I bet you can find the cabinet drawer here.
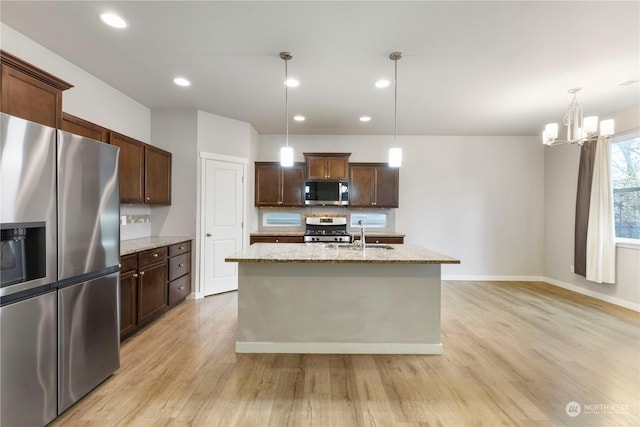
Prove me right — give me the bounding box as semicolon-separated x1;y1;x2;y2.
250;236;304;244
168;253;190;281
120;254;138;273
168;274;191;306
168;241;190;257
367;236;404;244
138;246;168;267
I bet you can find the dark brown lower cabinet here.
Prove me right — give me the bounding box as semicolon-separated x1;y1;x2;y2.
250;235;305;244
137;261;168;325
119;269;138;338
119;239;191;340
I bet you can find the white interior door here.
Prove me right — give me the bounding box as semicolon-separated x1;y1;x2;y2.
203;158;244;296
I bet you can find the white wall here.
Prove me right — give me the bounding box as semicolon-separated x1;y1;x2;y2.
258;134;545;279
150;109;198;237
1;23;150;142
196;110;259;238
544;105;640;311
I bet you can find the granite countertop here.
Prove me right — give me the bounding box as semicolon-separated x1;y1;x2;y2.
250;231;306;236
226;243;460;265
249;231;405;237
121;236;193;256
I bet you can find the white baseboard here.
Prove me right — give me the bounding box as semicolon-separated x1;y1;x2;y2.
442;275;545;282
442;275;639;312
543;277;640;312
236;341;443;355
188;292;204;300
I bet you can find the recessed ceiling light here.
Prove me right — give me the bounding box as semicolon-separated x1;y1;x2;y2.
375;79;390;88
99;12;127;29
360;116;372;122
173;77;191;87
285;78;300;87
293;115;305;122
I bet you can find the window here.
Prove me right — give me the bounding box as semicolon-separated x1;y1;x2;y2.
611;134;640;240
262;212;302;227
350;212;388;228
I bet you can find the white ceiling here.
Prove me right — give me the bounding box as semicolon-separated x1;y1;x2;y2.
1;1;638;136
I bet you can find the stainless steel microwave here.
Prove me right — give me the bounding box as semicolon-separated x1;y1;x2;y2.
304;180;349;206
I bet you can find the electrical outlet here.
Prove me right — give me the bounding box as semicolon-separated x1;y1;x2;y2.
570;265;574;273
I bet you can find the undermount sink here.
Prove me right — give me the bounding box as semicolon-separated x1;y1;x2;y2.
324;243;394;250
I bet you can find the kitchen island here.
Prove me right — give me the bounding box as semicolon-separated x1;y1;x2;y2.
226;243;459;354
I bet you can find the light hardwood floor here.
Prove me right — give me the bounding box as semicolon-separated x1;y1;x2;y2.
50;281;639;427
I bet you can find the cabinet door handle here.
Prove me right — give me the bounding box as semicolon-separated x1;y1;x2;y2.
179;286;185;291
146;196;150;201
179;246;184;250
275;239;279;243
178;263;184;267
133;273;138;278
206;233;212;237
153;253;158;257
139;271;145;276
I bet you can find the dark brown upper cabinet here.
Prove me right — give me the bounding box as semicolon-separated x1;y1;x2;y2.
144;145;172;205
61;112;109;142
349;163;399;208
255;162;305;207
304;153;351;180
1;50;73;128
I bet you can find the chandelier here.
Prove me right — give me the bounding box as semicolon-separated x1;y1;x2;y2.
542;87;614;146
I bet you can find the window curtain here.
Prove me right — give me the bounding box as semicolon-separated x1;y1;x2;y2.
574;137;616;283
586;137;616;283
574;138;597;277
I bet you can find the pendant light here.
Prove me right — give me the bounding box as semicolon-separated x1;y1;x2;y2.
388;52;402;167
279;51;294;167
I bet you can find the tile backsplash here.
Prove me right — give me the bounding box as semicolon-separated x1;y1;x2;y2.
120;205;151;241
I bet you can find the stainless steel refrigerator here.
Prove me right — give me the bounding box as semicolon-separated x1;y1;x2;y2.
0;113;121;426
55;128;121;414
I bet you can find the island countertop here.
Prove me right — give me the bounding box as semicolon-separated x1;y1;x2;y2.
226;243;460;265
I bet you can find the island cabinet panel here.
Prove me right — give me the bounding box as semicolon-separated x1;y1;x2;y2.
349;163;399;208
255;162;305;207
61;112;109;142
1;50;72;128
250;235;304;244
304;153;350;180
144;145;172;205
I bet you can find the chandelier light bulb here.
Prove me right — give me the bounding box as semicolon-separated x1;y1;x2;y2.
600;119;615;136
583;116;598;134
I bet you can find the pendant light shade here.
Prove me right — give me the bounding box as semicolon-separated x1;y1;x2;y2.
388;52;402;167
279;51;294;167
280;146;294;167
388;147;402;167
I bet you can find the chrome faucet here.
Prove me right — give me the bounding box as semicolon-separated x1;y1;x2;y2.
358;220;365;250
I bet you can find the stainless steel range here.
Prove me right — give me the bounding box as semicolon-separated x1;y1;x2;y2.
304;216;352;243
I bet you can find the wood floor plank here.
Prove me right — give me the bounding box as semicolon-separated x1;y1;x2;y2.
50;280;640;426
